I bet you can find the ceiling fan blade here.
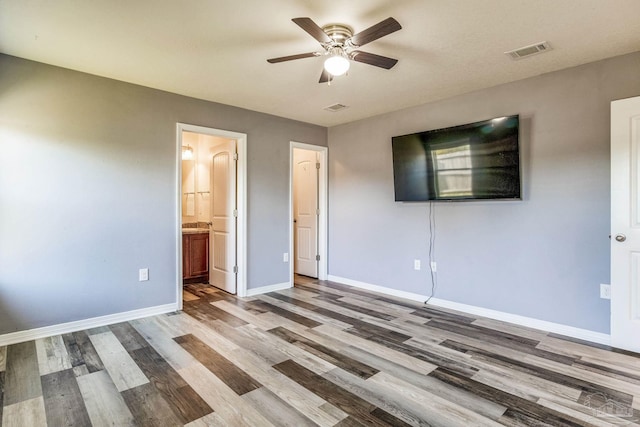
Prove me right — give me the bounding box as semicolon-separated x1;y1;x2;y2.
292;17;332;44
351;51;398;69
349;17;401;47
319;68;331;83
267;52;318;63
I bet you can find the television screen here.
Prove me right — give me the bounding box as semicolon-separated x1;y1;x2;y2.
392;115;521;202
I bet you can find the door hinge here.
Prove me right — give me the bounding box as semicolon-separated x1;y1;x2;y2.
316;209;320;216
233;265;238;274
233;152;238;161
316;254;320;261
233;209;238;217
316;162;320;169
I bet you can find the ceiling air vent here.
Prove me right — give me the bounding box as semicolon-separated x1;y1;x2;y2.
324;103;349;112
505;42;551;60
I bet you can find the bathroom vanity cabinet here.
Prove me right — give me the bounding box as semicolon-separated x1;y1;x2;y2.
182;231;209;283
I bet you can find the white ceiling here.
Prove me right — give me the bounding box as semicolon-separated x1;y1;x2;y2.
1;1;639;127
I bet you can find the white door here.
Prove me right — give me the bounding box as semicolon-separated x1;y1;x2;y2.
293;148;318;277
210;140;237;293
611;96;640;352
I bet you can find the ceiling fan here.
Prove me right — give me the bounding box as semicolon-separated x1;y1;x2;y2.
267;17;402;83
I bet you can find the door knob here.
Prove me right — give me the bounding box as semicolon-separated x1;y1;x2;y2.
615;234;627;242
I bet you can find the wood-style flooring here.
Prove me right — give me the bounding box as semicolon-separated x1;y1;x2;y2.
1;276;639;426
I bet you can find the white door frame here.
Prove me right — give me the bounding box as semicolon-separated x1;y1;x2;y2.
176;123;248;309
290;142;328;284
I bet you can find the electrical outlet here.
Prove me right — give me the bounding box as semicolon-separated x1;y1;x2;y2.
139;268;149;282
431;261;437;272
414;259;421;270
283;252;289;263
600;283;611;300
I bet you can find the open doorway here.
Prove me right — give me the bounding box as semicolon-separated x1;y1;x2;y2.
290;142;328;286
176;124;247;310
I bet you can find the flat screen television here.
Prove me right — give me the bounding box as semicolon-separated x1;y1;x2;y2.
391;115;521;202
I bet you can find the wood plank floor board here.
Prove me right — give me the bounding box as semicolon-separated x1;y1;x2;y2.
75;370;136;427
572;358;640;385
576;354;640;378
35;336;73;377
430;367;599;427
289;290;416;341
535;397;621;427
248;300;322;328
61;333;84;370
109;322;151;352
472;317;551;342
88;331;148;392
121;382;183;427
538;335;640;366
2;278;640;426
183;300;248;328
3;341;42;406
232;317;342;375
445;338;636;406
176;363;275;427
273;359;410;427
312;323;438;376
227;347;349;427
68;330;105;374
242;386;319;427
131;317;199;371
259;293;353;329
1;396;47;427
347;326;480;378
40;368;92;427
312;294;398;321
174;334;262;396
202;320;290;366
355;370;505;426
267;326;380;379
413;340;587;405
426;318;542;351
410;306;478;324
332;295;419;319
129;345;213;424
87;326;110;335
210;299;281;330
303;325;508;420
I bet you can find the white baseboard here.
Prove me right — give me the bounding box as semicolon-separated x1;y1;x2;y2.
0;303;179;346
328;275;428;302
327;275;611;346
245;281;292;297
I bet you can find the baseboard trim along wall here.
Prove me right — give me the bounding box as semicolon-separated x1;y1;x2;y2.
245;281;292;297
0;303;179;347
328;275;611;346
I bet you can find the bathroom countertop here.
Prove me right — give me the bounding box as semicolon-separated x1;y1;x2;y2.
182;228;210;234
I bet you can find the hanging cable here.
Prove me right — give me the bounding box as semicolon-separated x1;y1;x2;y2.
425;201;437;304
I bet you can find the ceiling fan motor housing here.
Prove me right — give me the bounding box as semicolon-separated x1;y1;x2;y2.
322;24;354;47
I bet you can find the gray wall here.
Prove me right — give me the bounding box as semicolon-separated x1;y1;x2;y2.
328;52;640;334
0;54;326;335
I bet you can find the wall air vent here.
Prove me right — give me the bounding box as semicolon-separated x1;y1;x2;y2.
505;42;552;60
324;103;349;112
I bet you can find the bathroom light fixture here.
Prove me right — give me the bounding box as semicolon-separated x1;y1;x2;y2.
324;49;350;76
182;145;193;160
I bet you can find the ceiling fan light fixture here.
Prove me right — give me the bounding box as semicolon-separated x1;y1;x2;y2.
324;53;350;76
